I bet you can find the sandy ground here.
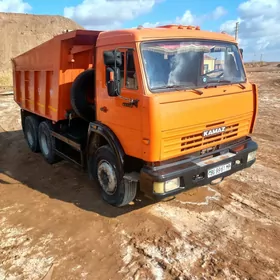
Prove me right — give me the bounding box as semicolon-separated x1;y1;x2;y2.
0;65;280;280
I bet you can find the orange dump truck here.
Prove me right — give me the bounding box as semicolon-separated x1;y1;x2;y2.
12;26;258;207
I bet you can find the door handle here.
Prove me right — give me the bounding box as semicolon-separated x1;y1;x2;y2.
100;106;108;112
122;99;139;108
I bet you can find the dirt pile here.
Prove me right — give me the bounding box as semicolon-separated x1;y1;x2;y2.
0;12;83;86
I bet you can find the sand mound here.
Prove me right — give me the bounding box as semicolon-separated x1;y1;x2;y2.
0;12;83;86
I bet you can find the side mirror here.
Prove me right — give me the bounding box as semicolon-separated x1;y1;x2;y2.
104;50;122;97
106;67;121;97
103;50;122;66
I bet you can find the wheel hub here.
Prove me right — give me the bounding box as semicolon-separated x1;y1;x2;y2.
41;132;49;156
97;160;117;194
26;130;34;146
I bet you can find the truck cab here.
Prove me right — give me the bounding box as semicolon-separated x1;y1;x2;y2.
93;25;258;200
13;25;258;207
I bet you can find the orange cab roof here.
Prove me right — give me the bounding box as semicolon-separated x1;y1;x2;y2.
96;25;236;47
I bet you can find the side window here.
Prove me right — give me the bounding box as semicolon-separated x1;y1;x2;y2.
126;51;138;89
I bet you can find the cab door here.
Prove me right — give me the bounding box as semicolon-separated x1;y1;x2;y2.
95;45;143;159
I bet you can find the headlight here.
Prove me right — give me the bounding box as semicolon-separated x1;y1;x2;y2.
247;151;257;162
153;178;180;193
165;178;180;192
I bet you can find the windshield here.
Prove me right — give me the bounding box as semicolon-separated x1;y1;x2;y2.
141;40;246;92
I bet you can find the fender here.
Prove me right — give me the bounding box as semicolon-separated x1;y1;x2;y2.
250;83;258;133
87;121;125;168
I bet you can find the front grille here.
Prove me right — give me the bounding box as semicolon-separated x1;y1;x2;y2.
181;123;239;151
161;113;252;160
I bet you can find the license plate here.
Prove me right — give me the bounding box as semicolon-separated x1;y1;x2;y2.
207;162;232;178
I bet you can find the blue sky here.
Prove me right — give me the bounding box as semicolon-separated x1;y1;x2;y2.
23;0;241;32
1;0;279;61
123;0;242;30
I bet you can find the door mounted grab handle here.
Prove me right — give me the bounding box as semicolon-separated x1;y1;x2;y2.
100;106;108;112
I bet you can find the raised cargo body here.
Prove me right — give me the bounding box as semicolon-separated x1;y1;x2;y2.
13;25;258;207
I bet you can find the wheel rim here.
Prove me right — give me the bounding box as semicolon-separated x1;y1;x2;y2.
41;132;49;156
97;160;117;195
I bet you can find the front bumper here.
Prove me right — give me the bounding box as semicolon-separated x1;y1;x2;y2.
140;137;258;199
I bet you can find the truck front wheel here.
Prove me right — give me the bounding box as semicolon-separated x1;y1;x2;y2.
90;145;137;207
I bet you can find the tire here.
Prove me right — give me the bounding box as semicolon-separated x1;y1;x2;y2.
38;121;59;164
70;69;95;122
23;115;40;152
90;145;137;207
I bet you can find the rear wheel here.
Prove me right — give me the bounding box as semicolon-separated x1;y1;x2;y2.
90;145;137;207
23;115;40;152
38;121;59;164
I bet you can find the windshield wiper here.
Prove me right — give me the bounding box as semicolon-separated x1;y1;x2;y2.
205;80;246;90
204;80;232;88
153;85;203;95
238;83;246;89
190;88;203;95
152;85;182;91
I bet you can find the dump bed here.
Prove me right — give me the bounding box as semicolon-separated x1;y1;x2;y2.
12;29;101;121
